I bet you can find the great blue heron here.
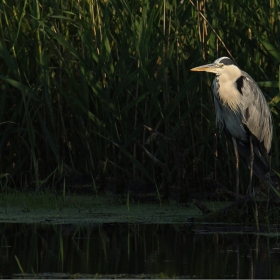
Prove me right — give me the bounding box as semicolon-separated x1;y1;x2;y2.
191;57;273;200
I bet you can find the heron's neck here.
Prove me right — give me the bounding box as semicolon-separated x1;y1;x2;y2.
215;67;243;113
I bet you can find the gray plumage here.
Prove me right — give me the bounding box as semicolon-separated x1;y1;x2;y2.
191;57;273;198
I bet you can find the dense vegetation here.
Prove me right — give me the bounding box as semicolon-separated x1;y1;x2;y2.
0;0;279;198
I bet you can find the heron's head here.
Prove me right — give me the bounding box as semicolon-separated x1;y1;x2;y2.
191;57;237;75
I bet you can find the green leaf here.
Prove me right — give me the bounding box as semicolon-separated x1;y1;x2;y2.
258;81;279;88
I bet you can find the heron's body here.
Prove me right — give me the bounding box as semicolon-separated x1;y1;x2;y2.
191;57;273;199
213;66;272;178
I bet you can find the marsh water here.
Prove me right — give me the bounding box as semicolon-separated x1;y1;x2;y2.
1;223;280;278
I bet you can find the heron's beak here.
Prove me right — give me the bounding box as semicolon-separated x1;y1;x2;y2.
191;63;217;73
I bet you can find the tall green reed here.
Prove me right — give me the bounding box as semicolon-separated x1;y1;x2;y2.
0;0;279;198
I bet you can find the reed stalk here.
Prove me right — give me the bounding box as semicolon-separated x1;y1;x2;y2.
0;0;278;197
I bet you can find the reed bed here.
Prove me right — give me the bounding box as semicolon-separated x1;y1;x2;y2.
0;0;279;198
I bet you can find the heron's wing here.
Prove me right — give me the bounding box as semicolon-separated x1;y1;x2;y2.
238;71;272;156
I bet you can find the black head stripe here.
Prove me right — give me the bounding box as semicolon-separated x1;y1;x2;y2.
219;57;236;66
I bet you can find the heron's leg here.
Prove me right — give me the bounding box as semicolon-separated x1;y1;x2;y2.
248;136;254;195
232;137;239;201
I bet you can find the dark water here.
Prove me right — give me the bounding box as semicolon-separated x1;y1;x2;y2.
1;223;280;278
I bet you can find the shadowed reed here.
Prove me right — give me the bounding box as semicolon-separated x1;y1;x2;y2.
0;0;279;199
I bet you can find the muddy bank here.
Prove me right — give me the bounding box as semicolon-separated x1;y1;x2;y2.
0;192;221;224
1;188;279;227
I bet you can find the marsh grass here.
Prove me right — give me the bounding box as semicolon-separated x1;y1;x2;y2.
3;189;280;227
0;0;279;198
0;191;60;210
199;199;280;226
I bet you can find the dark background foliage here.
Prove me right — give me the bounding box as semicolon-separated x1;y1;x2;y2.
0;0;279;195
